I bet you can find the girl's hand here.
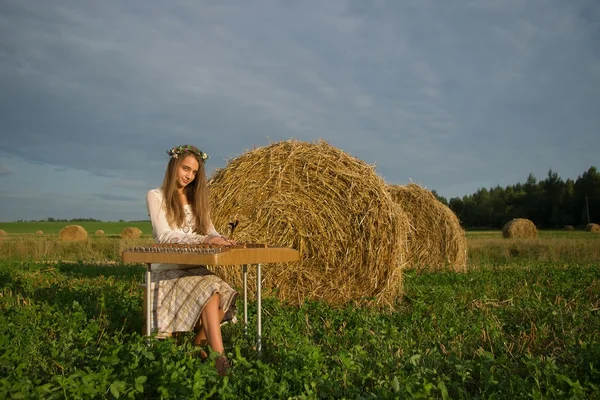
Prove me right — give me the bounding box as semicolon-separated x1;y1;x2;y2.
204;236;236;246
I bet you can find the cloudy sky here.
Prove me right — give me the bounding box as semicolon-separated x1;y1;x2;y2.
1;0;599;222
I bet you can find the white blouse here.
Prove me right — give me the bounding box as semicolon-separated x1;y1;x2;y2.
146;188;221;244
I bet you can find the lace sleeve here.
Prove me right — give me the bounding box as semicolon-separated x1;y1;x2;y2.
146;190;212;244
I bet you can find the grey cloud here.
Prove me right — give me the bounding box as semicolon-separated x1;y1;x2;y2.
0;165;12;176
0;0;598;210
93;194;139;202
0;192;146;221
109;180;153;190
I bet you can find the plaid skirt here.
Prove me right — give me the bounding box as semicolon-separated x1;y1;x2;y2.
149;265;238;333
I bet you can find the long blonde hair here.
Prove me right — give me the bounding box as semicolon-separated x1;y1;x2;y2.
161;150;210;234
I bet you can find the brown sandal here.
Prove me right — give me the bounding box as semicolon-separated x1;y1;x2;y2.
191;344;209;360
215;355;230;377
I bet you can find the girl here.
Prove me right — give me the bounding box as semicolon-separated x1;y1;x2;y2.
146;144;236;376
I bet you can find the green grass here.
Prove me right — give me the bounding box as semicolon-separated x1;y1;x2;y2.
0;232;599;398
0;257;599;399
0;221;152;235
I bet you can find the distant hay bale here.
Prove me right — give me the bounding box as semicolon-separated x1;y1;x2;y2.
388;184;467;272
586;223;600;232
502;218;537;238
208;139;409;307
121;227;142;238
563;225;575;231
95;230;105;235
35;230;44;235
59;225;88;241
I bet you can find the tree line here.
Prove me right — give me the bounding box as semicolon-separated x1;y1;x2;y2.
14;217;103;223
434;166;600;229
14;218;152;223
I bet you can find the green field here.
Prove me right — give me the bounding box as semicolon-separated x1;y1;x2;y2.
0;233;599;398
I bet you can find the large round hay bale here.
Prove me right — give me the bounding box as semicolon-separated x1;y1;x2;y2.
121;227;142;238
388;184;467;272
0;229;7;236
59;225;88;241
95;229;105;235
563;225;575;231
208;139;409;307
586;223;600;232
502;218;537;238
35;230;44;235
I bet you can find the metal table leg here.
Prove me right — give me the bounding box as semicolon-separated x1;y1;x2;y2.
257;263;262;357
243;264;248;336
145;264;152;340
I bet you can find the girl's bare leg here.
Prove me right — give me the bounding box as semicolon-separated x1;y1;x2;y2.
191;319;208;360
194;302;225;345
200;294;226;354
193;320;207;346
200;294;230;375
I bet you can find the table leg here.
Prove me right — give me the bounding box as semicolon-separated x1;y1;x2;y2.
257;263;262;357
145;264;152;340
243;264;248;336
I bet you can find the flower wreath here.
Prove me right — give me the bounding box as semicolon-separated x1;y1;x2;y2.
166;145;209;161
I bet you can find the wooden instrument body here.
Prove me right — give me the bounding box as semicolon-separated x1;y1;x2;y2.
122;244;300;266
